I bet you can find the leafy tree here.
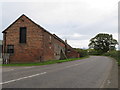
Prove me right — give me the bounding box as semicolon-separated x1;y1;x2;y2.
88;33;118;54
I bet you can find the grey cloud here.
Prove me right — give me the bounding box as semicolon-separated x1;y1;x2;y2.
0;1;118;48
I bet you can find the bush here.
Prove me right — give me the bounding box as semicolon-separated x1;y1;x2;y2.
75;48;89;57
103;50;120;65
87;49;100;55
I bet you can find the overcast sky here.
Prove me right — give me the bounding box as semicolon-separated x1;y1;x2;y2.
0;0;119;49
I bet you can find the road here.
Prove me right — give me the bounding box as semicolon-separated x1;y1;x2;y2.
1;56;118;88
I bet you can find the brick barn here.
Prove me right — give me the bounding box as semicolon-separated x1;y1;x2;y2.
2;14;80;64
0;40;2;58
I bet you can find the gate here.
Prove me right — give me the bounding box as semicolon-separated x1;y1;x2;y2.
2;53;10;64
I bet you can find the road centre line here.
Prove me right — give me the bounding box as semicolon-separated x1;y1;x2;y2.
47;60;95;73
1;58;96;85
3;69;14;72
65;63;81;68
0;72;47;85
64;60;95;68
24;67;34;69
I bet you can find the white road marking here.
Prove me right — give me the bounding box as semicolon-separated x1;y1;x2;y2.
9;69;14;71
1;58;96;85
24;67;34;69
65;63;80;68
65;60;93;68
3;69;14;72
0;72;47;85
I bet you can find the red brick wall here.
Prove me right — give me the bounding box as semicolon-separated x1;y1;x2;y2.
53;36;66;60
3;15;44;63
42;32;66;61
42;32;55;61
3;15;80;63
66;45;80;58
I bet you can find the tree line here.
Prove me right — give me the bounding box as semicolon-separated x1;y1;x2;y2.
74;33;119;65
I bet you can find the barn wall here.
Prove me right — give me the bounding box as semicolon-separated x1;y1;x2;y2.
3;15;44;63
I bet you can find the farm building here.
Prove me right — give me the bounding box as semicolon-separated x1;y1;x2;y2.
2;14;80;64
0;40;2;58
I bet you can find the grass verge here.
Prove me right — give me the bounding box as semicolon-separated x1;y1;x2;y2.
1;56;89;66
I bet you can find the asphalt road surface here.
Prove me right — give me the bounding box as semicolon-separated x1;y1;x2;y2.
1;56;118;88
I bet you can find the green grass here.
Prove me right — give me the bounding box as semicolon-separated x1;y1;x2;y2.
1;56;89;66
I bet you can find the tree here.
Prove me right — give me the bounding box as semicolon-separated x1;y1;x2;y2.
88;33;118;54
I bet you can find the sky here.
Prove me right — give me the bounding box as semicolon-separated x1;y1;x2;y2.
0;0;119;49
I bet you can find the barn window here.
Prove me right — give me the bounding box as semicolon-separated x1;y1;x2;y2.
19;27;27;43
7;45;14;54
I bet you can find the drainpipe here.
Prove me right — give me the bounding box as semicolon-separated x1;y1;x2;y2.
65;39;67;57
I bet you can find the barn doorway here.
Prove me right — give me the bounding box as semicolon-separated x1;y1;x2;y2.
60;50;67;60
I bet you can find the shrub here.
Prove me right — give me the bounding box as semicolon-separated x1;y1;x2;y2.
87;49;100;55
103;50;120;65
75;48;89;57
